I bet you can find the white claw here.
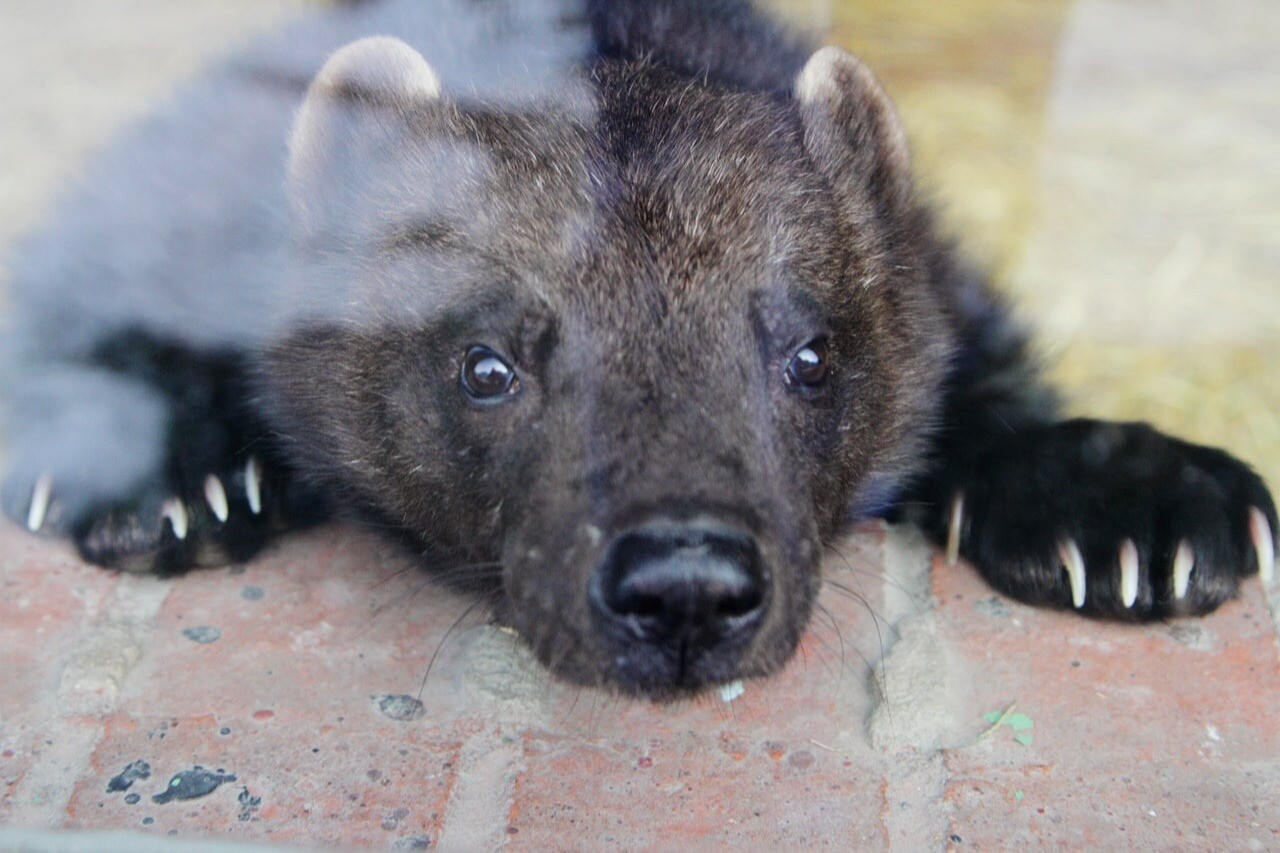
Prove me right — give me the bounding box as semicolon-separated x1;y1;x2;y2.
1058;538;1087;609
162;498;189;540
1172;540;1194;600
719;679;745;703
245;456;263;516
26;473;53;533
945;492;964;566
204;474;229;523
1119;539;1139;608
1250;507;1275;585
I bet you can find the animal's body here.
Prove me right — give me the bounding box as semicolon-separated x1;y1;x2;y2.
2;0;1275;698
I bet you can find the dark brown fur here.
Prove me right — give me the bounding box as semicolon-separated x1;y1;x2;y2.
6;0;1273;699
262;32;959;694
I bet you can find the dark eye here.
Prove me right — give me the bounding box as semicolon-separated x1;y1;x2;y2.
785;338;829;389
461;345;520;399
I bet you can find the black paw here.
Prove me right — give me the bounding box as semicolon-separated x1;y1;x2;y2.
3;334;325;572
934;419;1277;619
8;455;299;573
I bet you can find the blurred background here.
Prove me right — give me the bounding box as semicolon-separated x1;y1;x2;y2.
795;0;1280;494
0;0;1276;488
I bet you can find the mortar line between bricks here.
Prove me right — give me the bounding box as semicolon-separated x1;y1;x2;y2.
57;573;172;717
435;730;524;850
876;525;956;849
5;573;173;827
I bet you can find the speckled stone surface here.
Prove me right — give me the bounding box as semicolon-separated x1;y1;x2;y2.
1;1;1277;848
2;519;1276;848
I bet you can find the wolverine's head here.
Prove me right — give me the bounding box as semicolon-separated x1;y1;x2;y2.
265;38;951;698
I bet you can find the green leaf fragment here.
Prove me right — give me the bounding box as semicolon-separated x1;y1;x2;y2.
979;704;1036;745
1006;713;1034;731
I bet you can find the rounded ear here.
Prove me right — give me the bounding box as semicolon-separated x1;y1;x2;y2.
287;37;442;240
795;46;913;217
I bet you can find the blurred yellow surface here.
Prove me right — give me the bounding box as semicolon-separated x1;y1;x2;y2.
777;0;1279;489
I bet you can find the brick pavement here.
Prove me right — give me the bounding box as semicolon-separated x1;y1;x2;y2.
2;520;1277;849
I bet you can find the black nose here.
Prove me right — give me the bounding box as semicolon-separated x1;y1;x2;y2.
594;519;767;649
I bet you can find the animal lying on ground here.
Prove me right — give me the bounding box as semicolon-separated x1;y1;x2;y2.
2;0;1275;699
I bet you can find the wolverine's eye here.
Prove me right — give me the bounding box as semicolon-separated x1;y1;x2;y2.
785;338;829;389
461;345;520;399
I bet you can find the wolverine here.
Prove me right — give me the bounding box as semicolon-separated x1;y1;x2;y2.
2;0;1275;698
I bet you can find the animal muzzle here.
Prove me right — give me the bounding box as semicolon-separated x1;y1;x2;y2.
589;515;770;691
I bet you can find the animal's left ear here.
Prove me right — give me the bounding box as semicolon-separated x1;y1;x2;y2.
795;46;913;218
287;37;445;247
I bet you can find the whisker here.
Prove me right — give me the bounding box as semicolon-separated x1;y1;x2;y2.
819;566;891;702
814;599;880;684
823;539;923;606
368;560;425;589
418;561;504;591
364;573;435;624
560;684;586;726
812;601;847;675
328;513;414;533
414;594;494;703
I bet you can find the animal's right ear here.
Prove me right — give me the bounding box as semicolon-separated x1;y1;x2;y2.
287;37;443;243
795;46;913;220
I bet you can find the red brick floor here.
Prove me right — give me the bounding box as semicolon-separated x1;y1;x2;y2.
1;519;1277;849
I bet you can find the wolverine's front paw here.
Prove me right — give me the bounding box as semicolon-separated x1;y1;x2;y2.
74;459;275;572
941;419;1277;619
6;457;282;573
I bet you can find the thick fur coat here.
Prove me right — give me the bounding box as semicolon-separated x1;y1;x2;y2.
2;0;1275;698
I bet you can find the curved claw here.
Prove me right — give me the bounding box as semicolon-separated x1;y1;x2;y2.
26;473;53;533
1058;537;1086;609
945;492;964;566
161;498;189;540
245;456;263;516
1249;507;1274;585
204;474;229;523
1119;539;1139;608
1172;539;1194;600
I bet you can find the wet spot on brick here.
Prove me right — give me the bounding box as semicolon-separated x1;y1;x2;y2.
151;766;237;804
382;806;410;830
1168;623;1213;651
374;694;426;722
974;596;1011;619
241;585;264;601
141;817;154;826
237;786;262;822
124;793;141;805
106;759;152;793
182;626;221;644
219;727;231;735
788;750;816;770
